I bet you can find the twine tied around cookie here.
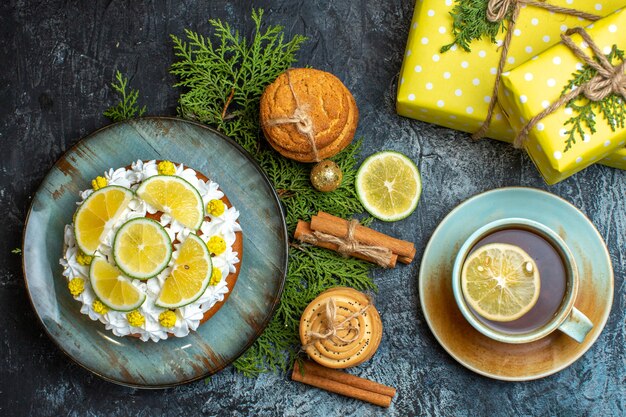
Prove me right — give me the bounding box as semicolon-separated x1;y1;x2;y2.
304;296;372;346
472;0;600;141
264;70;321;162
514;27;626;148
299;219;394;268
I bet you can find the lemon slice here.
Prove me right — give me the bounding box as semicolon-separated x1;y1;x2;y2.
461;243;540;322
89;257;146;311
112;218;173;280
74;186;134;255
355;151;421;221
136;175;204;230
155;233;212;309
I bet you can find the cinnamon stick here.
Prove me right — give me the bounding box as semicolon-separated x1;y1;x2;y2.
397;255;412;264
292;361;394;408
301;360;397;398
295;221;398;268
313;211;416;261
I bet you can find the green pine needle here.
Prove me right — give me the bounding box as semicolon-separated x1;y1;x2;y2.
561;45;626;152
234;245;376;376
170;8;307;154
169;8;376;376
11;248;22;255
441;0;507;53
103;70;146;122
258;141;371;233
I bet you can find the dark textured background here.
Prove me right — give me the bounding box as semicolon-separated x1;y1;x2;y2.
1;1;624;416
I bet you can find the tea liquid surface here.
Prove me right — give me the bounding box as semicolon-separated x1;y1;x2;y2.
468;228;567;334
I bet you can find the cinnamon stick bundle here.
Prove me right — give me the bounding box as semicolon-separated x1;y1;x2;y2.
294;211;416;267
295;221;398;268
292;361;396;408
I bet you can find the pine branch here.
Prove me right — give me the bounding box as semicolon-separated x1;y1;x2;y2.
258;140;369;233
441;0;507;53
562;46;625;152
170;8;307;153
169;9;376;376
234;245;376;377
103;70;146;122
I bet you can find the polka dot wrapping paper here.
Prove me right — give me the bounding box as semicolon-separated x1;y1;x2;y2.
396;0;626;172
499;8;626;184
601;147;626;169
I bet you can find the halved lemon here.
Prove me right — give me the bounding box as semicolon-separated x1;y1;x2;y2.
355;151;421;221
461;243;540;322
136;175;204;230
74;186;134;255
89;257;146;311
155;233;213;309
112;218;172;280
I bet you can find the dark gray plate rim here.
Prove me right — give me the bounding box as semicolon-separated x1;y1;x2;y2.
21;116;289;388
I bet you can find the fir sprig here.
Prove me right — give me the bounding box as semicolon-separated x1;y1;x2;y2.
441;0;507;53
561;45;626;152
169;9;376;375
257;142;370;233
103;70;146;122
233;246;376;376
170;9;306;154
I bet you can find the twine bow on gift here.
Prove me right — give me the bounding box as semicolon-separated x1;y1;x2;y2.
515;27;626;147
264;69;321;162
305;297;372;345
298;219;394;268
473;0;601;141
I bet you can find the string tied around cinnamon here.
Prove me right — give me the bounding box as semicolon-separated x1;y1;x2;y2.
299;219;394;268
472;0;600;141
515;27;626;147
263;69;320;162
305;296;372;345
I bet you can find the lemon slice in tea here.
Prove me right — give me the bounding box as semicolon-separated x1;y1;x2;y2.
155;233;213;309
461;243;540;322
74;186;134;255
112;218;172;280
89;257;146;311
136;175;204;230
355;151;421;221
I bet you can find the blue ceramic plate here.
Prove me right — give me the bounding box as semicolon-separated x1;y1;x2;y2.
22;117;288;388
419;187;613;381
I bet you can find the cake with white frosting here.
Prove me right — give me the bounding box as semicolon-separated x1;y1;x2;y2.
59;160;242;342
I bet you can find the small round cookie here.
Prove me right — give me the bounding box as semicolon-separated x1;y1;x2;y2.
300;287;382;369
260;68;358;163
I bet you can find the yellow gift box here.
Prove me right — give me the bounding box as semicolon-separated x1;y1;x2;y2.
601;146;626;168
499;8;626;184
396;0;626;170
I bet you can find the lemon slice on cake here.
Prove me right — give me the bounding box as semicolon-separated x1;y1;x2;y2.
74;186;134;255
461;243;540;322
355;151;421;221
112;218;173;280
136;175;204;230
155;233;213;309
89;257;146;311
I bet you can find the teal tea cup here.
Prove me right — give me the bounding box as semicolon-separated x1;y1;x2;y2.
452;218;593;344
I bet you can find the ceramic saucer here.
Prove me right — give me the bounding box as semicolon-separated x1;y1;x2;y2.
418;187;613;381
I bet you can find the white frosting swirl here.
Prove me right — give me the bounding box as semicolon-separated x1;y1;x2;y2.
60;160;241;342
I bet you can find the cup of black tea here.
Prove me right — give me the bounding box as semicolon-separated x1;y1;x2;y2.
452;218;593;344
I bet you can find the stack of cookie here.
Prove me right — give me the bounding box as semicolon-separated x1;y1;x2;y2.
260;68;358;163
300;287;382;369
